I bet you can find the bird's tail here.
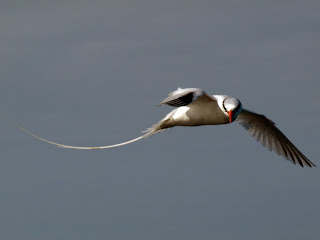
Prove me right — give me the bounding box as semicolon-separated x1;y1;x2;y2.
15;119;169;150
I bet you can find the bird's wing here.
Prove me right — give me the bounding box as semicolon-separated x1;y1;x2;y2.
236;109;315;167
159;88;215;107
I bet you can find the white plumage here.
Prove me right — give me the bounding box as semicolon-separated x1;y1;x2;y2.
17;87;315;167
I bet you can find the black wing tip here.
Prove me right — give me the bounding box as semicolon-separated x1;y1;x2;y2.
305;161;316;168
291;158;316;168
292;146;316;168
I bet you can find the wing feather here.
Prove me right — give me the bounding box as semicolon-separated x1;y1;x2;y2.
159;88;207;107
236;109;315;167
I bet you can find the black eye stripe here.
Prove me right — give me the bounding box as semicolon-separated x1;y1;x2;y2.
222;98;227;112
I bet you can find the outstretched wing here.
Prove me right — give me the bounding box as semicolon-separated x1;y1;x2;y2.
159;88;209;107
236;109;315;167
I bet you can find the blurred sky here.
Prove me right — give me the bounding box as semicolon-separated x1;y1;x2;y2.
1;1;320;240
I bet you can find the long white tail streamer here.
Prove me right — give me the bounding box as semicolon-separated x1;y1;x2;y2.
8;106;173;150
13;121;162;150
18;126;153;149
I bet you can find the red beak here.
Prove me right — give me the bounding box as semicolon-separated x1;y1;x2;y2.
227;110;233;123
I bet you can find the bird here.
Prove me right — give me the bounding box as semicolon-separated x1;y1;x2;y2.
18;87;315;167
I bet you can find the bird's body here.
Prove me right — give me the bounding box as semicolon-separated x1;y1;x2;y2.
155;94;229;129
17;87;316;167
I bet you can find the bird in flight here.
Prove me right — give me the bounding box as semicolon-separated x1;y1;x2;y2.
18;87;315;167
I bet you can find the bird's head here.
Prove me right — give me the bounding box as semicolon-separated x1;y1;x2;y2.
223;97;242;123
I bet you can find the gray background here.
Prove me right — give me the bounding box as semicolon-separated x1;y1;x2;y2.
1;1;319;239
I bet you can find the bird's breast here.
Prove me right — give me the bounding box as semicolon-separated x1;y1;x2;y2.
171;103;229;126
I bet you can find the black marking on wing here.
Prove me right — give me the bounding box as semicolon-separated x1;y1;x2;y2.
159;89;204;107
165;92;194;106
